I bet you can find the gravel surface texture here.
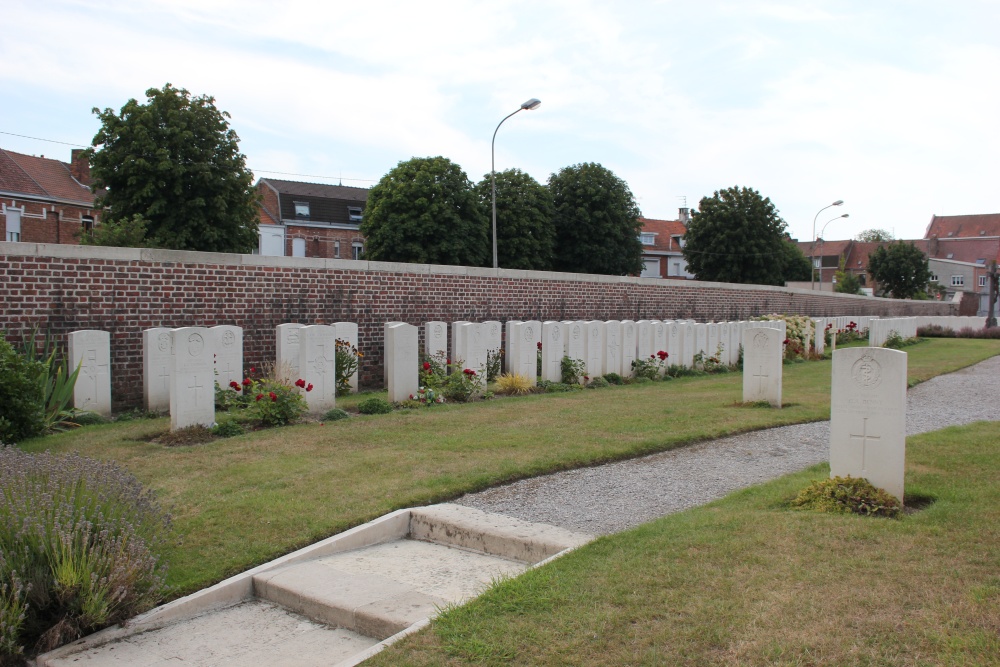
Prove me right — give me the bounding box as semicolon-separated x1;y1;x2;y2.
455;354;1000;536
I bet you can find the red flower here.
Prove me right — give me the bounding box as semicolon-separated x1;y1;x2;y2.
423;362;431;371
783;338;791;345
256;393;263;401
409;394;415;400
229;380;240;390
657;350;669;360
463;368;476;376
584;376;590;381
269;392;278;402
250;366;256;373
242;377;251;386
446;358;451;365
537;341;542;350
295;378;306;388
306;383;313;392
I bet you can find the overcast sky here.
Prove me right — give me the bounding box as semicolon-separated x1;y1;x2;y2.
2;1;998;242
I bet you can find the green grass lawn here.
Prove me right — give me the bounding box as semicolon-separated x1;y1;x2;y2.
19;338;1000;600
369;420;1000;666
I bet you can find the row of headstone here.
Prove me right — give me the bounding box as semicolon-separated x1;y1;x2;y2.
910;315;984;331
868;318;918;347
277;322;359;393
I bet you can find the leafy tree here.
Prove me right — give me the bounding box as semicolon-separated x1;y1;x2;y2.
855;228;894;243
548;163;643;275
90;83;258;253
780;240;812;282
867;241;932;299
361;156;488;266
474;168;554;270
682;186;790;285
834;257;862;295
79;214;157;248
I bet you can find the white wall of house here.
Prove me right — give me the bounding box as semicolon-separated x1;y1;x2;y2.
258;224;285;256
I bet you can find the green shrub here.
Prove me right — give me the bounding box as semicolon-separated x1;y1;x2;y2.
536;380;581;393
358;397;394;414
560;356;586;385
73;411;110;427
586;376;610;389
248;379;308;426
14;327;81;434
0;448;169;659
631;376;652;384
211;420;245;437
494;373;534;396
334;339;360;394
602;372;624;385
0;336;46;444
322;408;350;421
791;476;902;518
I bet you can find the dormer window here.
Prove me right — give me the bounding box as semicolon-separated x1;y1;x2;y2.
294;201;310;219
640;233;656;246
348;206;363;222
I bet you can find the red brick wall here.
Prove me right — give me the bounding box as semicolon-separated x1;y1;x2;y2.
2;199;98;244
0;244;956;411
285;226;364;259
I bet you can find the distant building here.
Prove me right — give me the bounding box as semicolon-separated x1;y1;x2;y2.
256;178;368;259
0;148;99;245
638;209;693;279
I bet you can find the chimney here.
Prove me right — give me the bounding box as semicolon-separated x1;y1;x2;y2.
678;207;690;223
928;235;939;257
70;149;91;186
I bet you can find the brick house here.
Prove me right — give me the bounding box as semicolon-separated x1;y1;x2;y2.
256;178;368;259
638;209;693;279
0;148;100;245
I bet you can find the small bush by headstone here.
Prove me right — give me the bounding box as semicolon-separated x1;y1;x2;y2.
0;449;170;661
602;372;624;385
791;476;902;518
323;408;350;421
494;373;534;396
358;397;394;414
0;335;46;444
73;411;110;427
586;376;610;389
211;420;245;437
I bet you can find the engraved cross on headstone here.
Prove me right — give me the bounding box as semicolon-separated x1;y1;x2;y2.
753;365;769;393
82;349;108;396
158;365;170;391
188;375;204;403
849;417;881;474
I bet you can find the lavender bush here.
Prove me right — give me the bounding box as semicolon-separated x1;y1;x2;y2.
0;448;170;661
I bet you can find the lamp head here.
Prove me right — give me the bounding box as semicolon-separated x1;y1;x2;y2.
833;200;844;206
521;98;541;110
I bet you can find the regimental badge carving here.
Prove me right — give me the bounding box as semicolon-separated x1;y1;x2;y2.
433;324;443;339
523;325;534;341
221;330;236;347
572;326;581;340
187;333;204;356
752;330;769;350
489;324;499;338
157;333;170;352
852;353;882;389
551;325;561;340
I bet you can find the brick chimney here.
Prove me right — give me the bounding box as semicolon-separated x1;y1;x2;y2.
678;207;691;223
70;149;91;186
928;235;939;257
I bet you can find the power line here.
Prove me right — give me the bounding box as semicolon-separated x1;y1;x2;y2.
0;131;89;148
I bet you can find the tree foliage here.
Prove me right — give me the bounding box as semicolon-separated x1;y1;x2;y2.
474;168;554;270
682;186;790;285
361;156;489;266
79;214;157;248
89;83;258;253
867;241;932;299
855;228;894;243
834;257;863;295
548;163;643;275
780;240;812;282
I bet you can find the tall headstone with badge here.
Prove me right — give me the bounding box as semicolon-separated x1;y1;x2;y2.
653;321;667;360
211;325;243;390
483;320;502;365
424;321;448;360
584;320;604;378
299;324;337;413
457;322;488;388
541;321;566;382
143;327;173;413
511;321;541;385
636;320;653;360
830;348;907;502
620;320;637;377
386;323;419;402
170;327;214;430
742;326;783;407
68;329;112;417
565;321;586;371
276;323;304;383
603;321;622;376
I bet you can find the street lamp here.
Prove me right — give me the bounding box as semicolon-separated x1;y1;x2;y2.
810;200;844;290
816;213;849;286
491;98;541;269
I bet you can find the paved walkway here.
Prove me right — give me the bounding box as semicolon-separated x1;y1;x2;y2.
456;354;1000;535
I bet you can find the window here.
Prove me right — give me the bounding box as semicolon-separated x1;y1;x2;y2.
5;208;21;242
929;273;938;282
352;242;364;260
639;232;655;245
348;206;363;222
980;276;988;287
294;201;310;219
334;241;340;258
951;275;964;287
82;216;94;233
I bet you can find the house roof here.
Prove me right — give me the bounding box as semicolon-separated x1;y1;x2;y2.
924;213;1000;239
259;178;369;202
796;238;852;259
0;148;94;206
925;236;1000;264
638;216;686;252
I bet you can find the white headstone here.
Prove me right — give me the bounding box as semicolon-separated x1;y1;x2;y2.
503;320;520;373
276;323;305;383
584;320;604;378
457;322;488;388
143;327;172;413
510;321;540;384
483;320;502;356
707;323;720;362
453;321;471;370
636;320;653;360
211;325;243;390
334;322;359;393
603;321;622;376
424;321;448;360
652;321;668;363
386;323;419;403
742;327;783;408
830;348;907;501
718;322;732;365
620;320;637;377
680;322;695;368
541;321;566;382
813;319;826;355
693;323;709;361
69;329;111;417
565;321;586;376
298;324;337;413
170;327;214;430
384;321;404;384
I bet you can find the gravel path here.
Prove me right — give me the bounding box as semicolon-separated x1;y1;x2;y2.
455;354;1000;536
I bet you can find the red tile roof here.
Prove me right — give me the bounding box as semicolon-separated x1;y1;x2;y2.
925;213;1000;239
0;149;94;206
639;217;686;252
925;237;1000;264
796;239;852;259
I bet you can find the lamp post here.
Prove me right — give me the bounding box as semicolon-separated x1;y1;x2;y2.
816;213;849;287
810;200;844;290
491;98;541;269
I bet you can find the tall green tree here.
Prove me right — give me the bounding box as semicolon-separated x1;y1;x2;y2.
867;241;932;299
834;257;862;294
548;163;643;275
361;156;488;266
780;240;812;282
474;169;554;270
682;186;790;285
855;228;894;243
89;84;259;253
